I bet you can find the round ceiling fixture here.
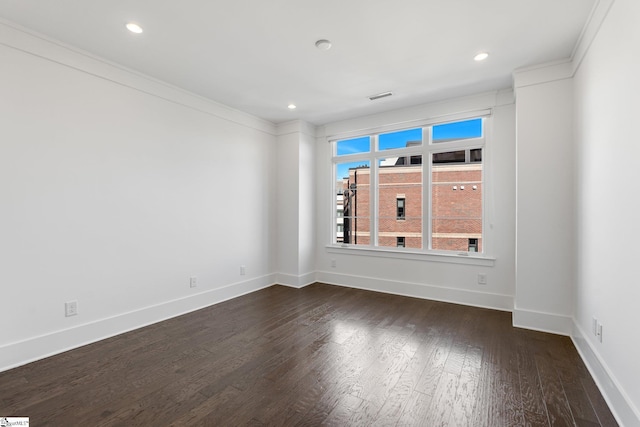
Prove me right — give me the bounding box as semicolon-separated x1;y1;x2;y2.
474;52;489;61
126;23;144;34
288;104;297;110
315;39;332;51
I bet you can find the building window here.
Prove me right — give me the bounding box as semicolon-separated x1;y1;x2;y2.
396;198;405;220
333;116;485;253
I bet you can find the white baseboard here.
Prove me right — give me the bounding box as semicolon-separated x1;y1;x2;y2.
572;321;640;427
512;307;573;335
316;271;513;311
0;274;276;373
275;272;317;289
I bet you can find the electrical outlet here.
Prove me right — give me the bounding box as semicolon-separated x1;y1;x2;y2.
331;259;336;268
65;300;78;317
477;273;487;285
592;317;598;336
190;277;197;288
240;265;246;276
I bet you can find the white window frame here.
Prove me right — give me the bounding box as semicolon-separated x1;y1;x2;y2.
329;110;494;266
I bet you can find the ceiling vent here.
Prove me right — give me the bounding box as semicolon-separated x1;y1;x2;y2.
368;91;393;101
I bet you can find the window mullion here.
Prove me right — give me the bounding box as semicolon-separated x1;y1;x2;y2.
424;127;432;250
370;135;379;247
332;162;338;245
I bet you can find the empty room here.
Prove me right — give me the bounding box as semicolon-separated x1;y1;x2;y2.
1;0;638;425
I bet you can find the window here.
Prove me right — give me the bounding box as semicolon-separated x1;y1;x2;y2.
431;148;482;252
336;161;370;245
333;116;485;254
396;198;405;220
433;118;482;142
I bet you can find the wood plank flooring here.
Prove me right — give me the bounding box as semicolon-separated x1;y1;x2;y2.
0;283;618;426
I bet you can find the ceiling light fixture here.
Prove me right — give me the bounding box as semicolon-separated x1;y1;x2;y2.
288;104;297;110
474;52;489;61
315;39;332;51
369;91;393;101
126;23;144;34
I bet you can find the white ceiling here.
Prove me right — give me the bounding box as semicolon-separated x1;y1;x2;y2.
0;0;596;125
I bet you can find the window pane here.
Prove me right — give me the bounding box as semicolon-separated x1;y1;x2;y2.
470;148;482;162
377;157;422;248
431;150;482;252
379;128;422;151
336;161;370;245
336;136;370;156
433;150;465;164
432;118;482;143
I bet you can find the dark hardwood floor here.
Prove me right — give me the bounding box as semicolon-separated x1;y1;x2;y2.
1;283;618;426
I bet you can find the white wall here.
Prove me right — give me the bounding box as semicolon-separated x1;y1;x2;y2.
315;91;516;311
275;121;316;287
276;130;301;278
298;128;317;278
573;0;640;423
0;23;277;370
513;69;575;334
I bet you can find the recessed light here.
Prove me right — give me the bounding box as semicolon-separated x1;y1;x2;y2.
315;39;332;51
126;23;143;34
288;104;297;110
474;52;489;61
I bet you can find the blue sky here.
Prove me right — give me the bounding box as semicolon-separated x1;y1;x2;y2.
336;136;371;156
433;118;482;141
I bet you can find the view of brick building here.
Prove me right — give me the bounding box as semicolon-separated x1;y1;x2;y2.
431;161;482;252
338;151;482;252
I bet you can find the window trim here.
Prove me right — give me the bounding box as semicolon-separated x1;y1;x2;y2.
325;244;495;266
331;110;492;260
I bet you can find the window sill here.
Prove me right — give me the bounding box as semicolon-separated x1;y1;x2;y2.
325;245;495;266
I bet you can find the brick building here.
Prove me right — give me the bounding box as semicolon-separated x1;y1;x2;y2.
340;154;482;251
